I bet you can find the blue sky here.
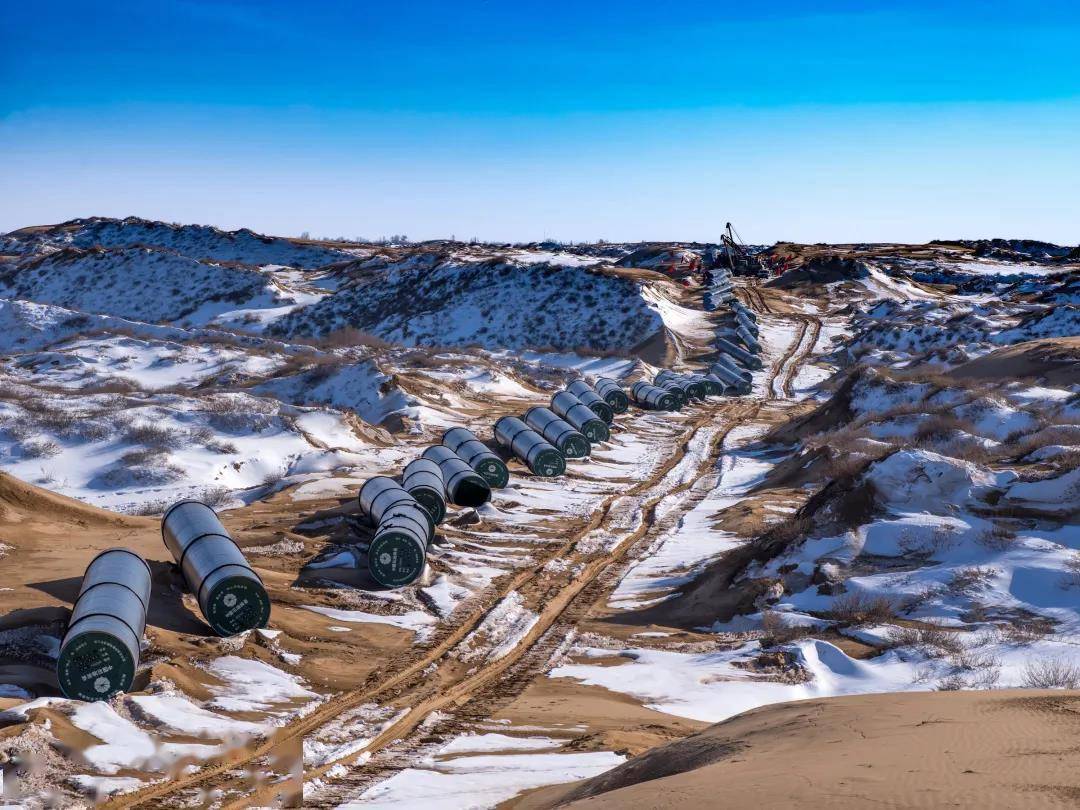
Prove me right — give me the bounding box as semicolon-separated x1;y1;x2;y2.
3;1;1079;243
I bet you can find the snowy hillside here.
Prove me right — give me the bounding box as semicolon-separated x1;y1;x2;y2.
271;253;666;353
1;246;285;325
1;216;357;267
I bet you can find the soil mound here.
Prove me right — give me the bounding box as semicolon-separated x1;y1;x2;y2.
767;255;869;288
514;690;1080;810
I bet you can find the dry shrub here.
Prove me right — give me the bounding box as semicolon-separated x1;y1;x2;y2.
1061;552;1080;590
120;447;167;466
19;439;60;459
321;327;391;350
760;610;817;646
124;423;181;449
889;620;965;656
976;525;1016;551
830;592;896;625
1021;657;1080;689
946;566;998;596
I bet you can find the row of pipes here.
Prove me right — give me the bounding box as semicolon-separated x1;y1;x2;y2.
57;273;761;701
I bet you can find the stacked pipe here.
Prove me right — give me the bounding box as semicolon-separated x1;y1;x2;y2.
442;427;510;489
655;369;708;401
523;407;590;458
162;501;271;636
421;445;492;507
566;380;615;423
57;548;151;701
494;416;566;477
551;391;611;442
592;376;630;414
358;476;435;587
630;380;677;411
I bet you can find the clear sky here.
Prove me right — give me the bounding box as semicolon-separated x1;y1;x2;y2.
3;1;1079;244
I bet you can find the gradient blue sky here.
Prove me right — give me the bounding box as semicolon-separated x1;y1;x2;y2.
3;1;1079;244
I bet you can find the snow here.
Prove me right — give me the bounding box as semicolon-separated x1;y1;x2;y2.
341;742;624;810
457;591;539;664
203;656;318;714
302;605;439;640
66;701;220;775
551;639;929;724
865;450;1008;511
129;693;265;739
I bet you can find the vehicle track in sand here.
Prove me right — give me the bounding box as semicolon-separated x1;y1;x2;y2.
105;406;743;810
106;287;818;810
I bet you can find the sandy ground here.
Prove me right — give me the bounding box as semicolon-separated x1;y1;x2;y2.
511;689;1080;809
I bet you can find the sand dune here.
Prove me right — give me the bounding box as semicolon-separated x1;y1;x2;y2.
513;690;1080;809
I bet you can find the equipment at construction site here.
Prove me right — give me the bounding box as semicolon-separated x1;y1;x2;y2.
162;501;271;636
57;548;151;701
720;222;766;277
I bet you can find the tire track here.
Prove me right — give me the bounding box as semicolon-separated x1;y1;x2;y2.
105;409;737;809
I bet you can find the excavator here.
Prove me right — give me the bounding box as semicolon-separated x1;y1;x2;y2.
718;222;767;277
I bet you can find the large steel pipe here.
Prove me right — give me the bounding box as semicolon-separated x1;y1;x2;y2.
630;381;677;411
57;548;151;701
690;373;724;397
737;325;762;353
494;417;566;477
715;337;763;369
709;362;752;394
442;427;510;489
565;381;615;423
735;310;759;335
161;502;270;637
550;391;610;443
421;445;492;507
358;476;436;539
592;377;629;414
401;458;447;525
523;407;590;458
367;503;430;587
655;370;707;401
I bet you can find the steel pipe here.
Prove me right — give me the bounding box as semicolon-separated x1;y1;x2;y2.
161;501;271;637
523;407;590;458
493;416;566;476
401;458;447;524
550;391;610;443
421;445;492;507
592;377;629;414
442;427;510;489
57;548;151;701
565;381;615;423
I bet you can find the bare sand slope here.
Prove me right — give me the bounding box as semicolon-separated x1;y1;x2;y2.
512;690;1080;810
950;336;1080;386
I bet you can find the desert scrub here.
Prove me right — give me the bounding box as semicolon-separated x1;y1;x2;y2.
124;423;183;449
829;592;897;626
1021;656;1080;689
18;439;60;459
